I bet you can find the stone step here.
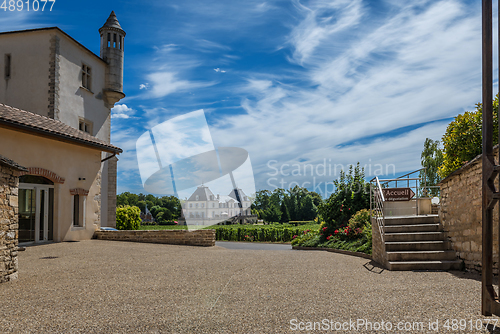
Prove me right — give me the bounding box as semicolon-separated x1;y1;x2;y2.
387;250;457;261
384;215;440;225
388;260;462;271
384;232;444;242
384;224;441;233
385;241;451;251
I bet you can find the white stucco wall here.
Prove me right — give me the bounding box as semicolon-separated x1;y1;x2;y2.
55;30;110;142
0;31;52;117
0;127;104;241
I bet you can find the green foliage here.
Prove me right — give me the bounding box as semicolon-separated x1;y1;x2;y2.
116;205;141;230
116;192;182;223
319;163;370;233
213;223;319;243
251;186;321;223
347;209;370;230
279;200;290;223
292;209;372;255
438;96;499;178
419;138;444;196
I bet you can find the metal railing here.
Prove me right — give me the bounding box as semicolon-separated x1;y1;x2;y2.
370;176;386;242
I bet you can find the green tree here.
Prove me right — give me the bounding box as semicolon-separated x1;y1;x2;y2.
116;205;141;230
301;194;317;221
319;163;370;232
279;200;290;223
419;138;444;197
438;95;498;178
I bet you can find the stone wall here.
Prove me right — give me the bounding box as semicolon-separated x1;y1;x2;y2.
439;149;497;272
0;164;23;282
371;218;388;268
94;229;216;247
107;156;117;228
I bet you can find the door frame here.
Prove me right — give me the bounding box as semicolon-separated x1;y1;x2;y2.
18;183;54;244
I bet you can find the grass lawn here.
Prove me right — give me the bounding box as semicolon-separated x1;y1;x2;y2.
140;225;209;230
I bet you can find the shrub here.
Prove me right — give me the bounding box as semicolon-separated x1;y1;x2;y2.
213;224;319;243
116;205;141;230
348;209;370;230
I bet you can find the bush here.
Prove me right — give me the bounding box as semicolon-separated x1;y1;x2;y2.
438;96;498;178
116;205;141;230
319;163;370;231
347;209;370;230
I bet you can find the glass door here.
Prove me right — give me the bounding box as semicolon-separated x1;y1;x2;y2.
18;185;53;244
18;188;35;243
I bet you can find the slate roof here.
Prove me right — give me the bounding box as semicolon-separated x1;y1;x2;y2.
0;154;27;172
228;188;249;202
187;186;215;201
0;103;122;154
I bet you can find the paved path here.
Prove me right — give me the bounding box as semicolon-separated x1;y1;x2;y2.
0;240;498;333
216;241;292;251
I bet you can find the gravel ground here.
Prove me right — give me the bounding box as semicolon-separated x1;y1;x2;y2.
0;240;499;333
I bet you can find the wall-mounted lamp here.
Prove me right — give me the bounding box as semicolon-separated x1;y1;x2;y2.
78;177;86;181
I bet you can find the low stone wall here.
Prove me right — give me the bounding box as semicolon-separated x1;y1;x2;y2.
94;229;216;247
0;160;24;283
439;148;497;273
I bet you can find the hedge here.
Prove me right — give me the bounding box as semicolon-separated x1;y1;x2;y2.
213;224;319;242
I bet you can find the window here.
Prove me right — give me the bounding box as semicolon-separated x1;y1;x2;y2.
195;203;198;208
79;118;93;135
81;64;91;91
73;195;83;226
189;203;192;208
4;54;11;79
201;203;204;208
196;195;199;201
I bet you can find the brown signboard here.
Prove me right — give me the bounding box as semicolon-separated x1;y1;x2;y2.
382;188;415;201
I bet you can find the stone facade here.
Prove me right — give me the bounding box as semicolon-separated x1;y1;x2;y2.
439;148;498;272
107;156;117;228
371;220;388;268
94;229;216;247
0;157;26;283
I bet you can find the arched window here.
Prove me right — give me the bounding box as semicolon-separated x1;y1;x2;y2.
19;175;54;185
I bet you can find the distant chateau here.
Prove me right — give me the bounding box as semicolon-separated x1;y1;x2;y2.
182;185;252;222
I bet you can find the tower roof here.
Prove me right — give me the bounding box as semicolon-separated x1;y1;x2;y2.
100;11;125;34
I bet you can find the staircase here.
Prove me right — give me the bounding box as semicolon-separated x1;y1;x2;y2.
384;215;461;271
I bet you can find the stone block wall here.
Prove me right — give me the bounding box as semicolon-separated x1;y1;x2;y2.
0;165;20;283
94;229;216;247
439;151;497;273
371;218;388;268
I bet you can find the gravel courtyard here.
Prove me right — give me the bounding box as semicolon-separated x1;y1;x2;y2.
0;240;498;333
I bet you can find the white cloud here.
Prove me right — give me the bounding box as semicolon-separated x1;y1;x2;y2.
139;83;149;90
111;104;134;119
206;0;481;192
214;68;226;73
146;71;213;98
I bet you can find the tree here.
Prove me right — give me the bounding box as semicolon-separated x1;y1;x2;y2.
319;163;370;231
438;95;498;178
279;200;290;223
419;138;444;197
301;194;317;221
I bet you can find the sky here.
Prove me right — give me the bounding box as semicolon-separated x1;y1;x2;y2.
1;0;489;198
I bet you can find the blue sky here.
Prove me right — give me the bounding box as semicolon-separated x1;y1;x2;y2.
2;0;487;197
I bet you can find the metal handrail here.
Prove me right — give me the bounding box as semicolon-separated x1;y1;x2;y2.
370;176;386;243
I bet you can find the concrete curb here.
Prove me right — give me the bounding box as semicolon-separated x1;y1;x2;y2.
292;246;372;260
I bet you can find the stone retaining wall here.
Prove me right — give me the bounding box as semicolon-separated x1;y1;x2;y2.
94;229;216;247
439;147;498;273
371;219;388;268
0;162;24;283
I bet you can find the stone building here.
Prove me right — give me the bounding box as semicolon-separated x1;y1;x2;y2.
0;11;126;229
182;185;252;224
0;104;121;243
0;155;27;282
438;147;498;272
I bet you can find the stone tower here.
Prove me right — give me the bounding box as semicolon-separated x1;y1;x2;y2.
99;11;126;108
